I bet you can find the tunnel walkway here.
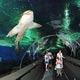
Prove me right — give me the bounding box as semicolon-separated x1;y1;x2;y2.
0;56;80;80
42;68;54;80
42;68;68;80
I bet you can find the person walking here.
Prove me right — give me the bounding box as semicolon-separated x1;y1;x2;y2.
44;51;50;71
57;50;64;69
55;57;62;76
48;51;54;68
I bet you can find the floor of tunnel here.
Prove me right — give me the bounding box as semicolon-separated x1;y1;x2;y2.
42;67;68;80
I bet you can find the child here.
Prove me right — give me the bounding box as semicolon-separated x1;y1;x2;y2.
55;57;62;76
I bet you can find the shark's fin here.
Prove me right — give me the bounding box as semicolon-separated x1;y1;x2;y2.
28;22;42;29
6;25;20;37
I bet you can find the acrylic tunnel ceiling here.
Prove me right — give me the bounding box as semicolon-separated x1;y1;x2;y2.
0;0;80;50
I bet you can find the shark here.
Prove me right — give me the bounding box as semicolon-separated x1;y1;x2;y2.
6;10;42;53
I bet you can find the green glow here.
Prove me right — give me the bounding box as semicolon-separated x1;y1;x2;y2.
38;48;44;51
56;38;61;45
70;32;80;41
58;32;80;44
0;39;14;47
63;6;70;30
56;45;63;48
61;34;71;42
20;29;40;46
56;38;62;47
0;34;15;46
65;9;69;16
66;32;80;41
75;0;80;7
0;0;3;8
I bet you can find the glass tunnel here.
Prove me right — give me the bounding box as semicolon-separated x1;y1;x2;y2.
0;0;80;80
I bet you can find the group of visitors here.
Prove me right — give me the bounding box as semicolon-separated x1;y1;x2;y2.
44;49;64;76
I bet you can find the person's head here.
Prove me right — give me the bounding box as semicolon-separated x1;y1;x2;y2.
59;50;62;53
56;57;60;60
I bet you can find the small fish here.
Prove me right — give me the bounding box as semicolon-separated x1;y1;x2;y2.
6;10;42;53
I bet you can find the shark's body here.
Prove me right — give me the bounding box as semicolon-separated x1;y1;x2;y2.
6;10;42;53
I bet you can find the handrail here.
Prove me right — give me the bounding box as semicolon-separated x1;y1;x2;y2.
64;61;80;80
19;41;37;69
0;58;43;80
65;56;80;67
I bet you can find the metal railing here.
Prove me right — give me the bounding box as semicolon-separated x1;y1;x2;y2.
0;58;43;80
